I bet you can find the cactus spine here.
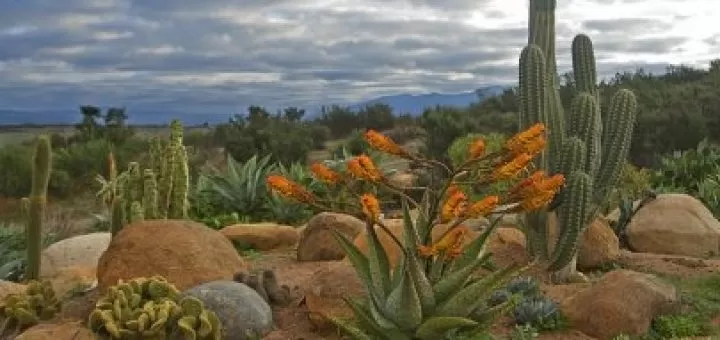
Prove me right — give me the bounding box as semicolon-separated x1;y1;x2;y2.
25;136;51;281
518;0;638;280
102;120;190;236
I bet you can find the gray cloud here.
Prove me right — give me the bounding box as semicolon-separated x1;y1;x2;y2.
0;0;716;121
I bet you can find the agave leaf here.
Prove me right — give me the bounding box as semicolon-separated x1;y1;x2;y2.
366;289;402;329
433;253;491;304
327;316;374;340
435;264;521;317
449;217;501;272
416;189;434;244
400;199;420;249
390;252;406;289
364;221;392;299
413;316;478;340
382;267;423;331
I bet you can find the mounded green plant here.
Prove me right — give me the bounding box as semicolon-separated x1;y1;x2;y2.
0;280;61;337
25;135;52;281
88;276;221;339
518;0;639;282
512;296;564;331
265;128;564;339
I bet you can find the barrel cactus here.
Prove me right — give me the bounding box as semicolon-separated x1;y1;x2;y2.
88;276;222;339
518;0;638;281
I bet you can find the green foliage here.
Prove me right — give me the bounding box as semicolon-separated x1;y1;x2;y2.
608;192;656;249
447;133;510;197
420;106;475;162
0;223;58;282
192;154;319;226
509;324;539;340
0;280;61;337
88;276;222;339
649;314;705;339
603;162;653;213
511;296;564;331
651;138;720;217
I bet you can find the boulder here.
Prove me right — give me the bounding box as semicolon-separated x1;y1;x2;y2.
305;261;365;331
561;269;678;339
39;232;111;278
97;220;246;291
623;194;720;258
15;321;96;340
548;213;621;270
220;223;299;251
297;212;364;261
184;281;273;340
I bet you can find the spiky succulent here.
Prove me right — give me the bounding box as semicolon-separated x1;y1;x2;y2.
0;280;61;336
519;0;639;278
88;276;222;339
512;296;564;331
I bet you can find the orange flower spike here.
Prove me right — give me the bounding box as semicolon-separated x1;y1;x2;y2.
266;175;315;203
360;193;381;222
440;188;467;222
508;170;546;200
364;130;410;157
418;225;470;258
357;154;384;182
505;123;545;156
467;137;486;159
463;195;500;218
538;173;566;193
492;153;533;180
311;162;342;184
346;157;365;178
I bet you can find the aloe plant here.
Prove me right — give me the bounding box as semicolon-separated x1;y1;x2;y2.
266;128;563;339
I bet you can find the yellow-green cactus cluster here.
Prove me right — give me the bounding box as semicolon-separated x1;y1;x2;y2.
88;276;222;339
0;280;61;335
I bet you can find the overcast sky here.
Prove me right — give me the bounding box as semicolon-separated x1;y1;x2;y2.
1;0;718;118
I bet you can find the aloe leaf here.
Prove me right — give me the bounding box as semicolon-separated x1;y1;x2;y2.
401;199;436;313
433;253;491;304
365;222;392;298
327;316;374;340
342;297;396;339
435;264;520;317
414;316;478;340
450;217;501;272
331;230;373;293
382;267;423;331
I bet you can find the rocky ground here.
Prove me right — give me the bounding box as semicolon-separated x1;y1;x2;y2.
2;193;720;339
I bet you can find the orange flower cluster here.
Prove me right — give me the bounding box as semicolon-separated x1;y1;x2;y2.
440;185;467;222
360;193;381;222
266;175;316;203
364;130;411;158
504;123;546;157
418;225;470;260
347;154;383;182
492;153;533;180
467;137;486;160
508;170;565;211
311;162;342;184
460;195;500;219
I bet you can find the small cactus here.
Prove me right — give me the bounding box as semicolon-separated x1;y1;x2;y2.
25;136;51;281
0;280;61;337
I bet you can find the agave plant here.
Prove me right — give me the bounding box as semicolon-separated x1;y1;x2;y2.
266;126;565;339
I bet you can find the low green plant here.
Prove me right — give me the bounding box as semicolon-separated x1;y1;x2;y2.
0;223;58;282
649;314;705;339
0;280;61;337
510;324;539;340
511;296;565;331
603;162;653;214
651;138;720;217
266;127;564;339
609;191;657;249
88;276;222;339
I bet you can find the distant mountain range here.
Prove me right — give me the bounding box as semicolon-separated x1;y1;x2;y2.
0;85;508;126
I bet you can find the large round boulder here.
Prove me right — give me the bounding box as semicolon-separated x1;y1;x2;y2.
97;220;247;291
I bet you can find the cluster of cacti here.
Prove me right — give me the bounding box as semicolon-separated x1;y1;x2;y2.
25;135;52;281
97;120;190;236
0;280;61;336
88;276;221;339
518;0;639;280
233;270;294;306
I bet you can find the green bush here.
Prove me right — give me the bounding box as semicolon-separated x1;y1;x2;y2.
447;132;510;198
602;162;653;214
420;106;475;162
651;139;720;217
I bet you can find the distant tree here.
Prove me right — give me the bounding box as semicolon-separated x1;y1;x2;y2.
75;105;102;141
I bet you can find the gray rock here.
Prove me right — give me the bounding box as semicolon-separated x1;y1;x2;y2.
184;280;273;340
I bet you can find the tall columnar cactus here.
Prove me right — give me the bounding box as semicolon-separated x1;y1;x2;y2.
101;120;190;236
25;136;51;281
518;0;638;281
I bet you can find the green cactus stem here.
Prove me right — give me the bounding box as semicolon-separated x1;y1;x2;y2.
142;169;159;219
25;136;51;281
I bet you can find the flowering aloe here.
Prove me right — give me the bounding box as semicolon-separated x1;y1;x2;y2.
266;125;563;339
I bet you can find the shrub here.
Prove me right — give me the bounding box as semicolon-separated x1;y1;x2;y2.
265;126;564;339
602;161;653;214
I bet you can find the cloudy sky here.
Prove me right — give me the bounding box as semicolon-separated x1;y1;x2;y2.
1;0;718;120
